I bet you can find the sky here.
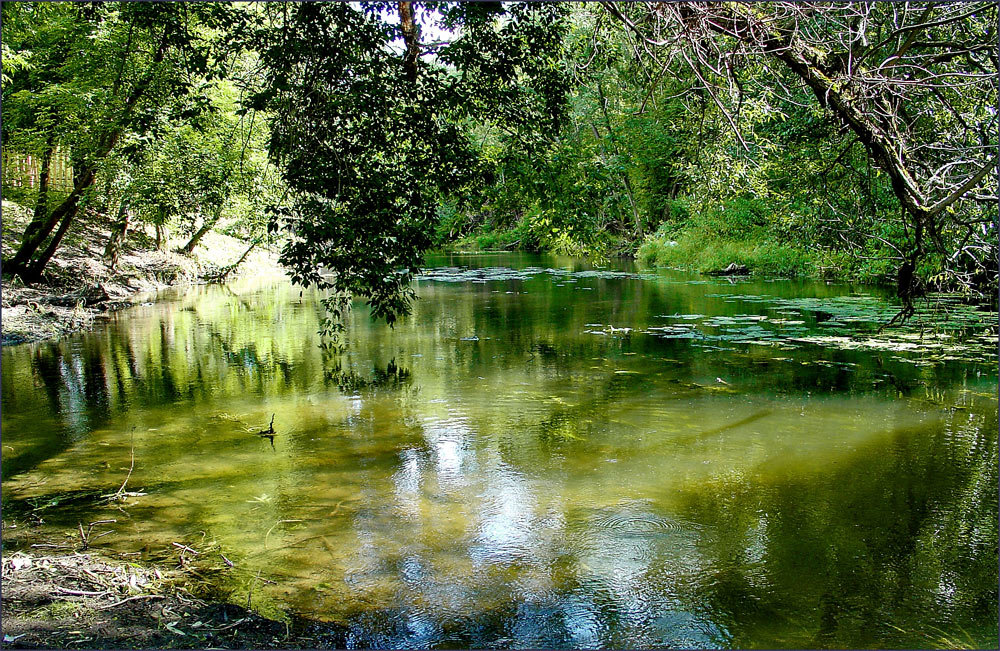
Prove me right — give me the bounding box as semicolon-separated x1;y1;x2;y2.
364;2;460;59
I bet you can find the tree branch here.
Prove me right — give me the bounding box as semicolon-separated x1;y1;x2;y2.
927;158;998;216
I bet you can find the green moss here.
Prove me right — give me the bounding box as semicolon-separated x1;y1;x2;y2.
30;600;85;620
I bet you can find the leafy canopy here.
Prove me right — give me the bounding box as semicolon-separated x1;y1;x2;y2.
248;2;570;333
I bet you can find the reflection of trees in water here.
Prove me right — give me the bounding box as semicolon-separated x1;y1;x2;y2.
324;359;411;393
3;275;997;646
673;408;998;648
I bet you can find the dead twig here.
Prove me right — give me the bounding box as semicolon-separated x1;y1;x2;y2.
30;543;70;549
55;587;111;596
98;594;165;610
264;519;303;548
113;433;136;501
78;519;117;550
171;542;200;555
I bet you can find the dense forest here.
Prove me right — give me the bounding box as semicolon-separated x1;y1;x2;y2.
2;5;998;649
3;2;997;327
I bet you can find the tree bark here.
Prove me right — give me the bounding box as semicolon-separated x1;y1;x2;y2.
179;207;223;254
155;220;168;252
7;167;97;276
104;200;131;270
25;204;79;281
398;2;420;82
32;140;55;224
179;221;212;254
212;238;260;283
232;239;258;269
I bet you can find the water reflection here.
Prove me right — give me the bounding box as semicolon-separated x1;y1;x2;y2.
2;254;996;648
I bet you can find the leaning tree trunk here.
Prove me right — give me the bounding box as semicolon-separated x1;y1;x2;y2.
24;204;80;281
179;206;223;254
211;238;261;283
231;239;258;269
7;167;97;278
602;1;996;314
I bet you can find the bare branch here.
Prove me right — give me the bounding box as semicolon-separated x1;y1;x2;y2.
927;159;998;216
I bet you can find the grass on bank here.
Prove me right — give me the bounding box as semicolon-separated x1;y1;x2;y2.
635;197;899;283
439;195;900;283
637;230;817;277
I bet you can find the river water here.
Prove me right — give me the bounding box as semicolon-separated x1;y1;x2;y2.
2;253;997;648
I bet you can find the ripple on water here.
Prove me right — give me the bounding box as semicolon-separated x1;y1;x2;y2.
590;510;682;536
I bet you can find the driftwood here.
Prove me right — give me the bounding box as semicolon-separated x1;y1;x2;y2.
706;262;750;276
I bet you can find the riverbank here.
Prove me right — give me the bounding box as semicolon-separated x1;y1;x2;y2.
1;201;283;346
442;202;899;285
1;504;349;649
1;549;300;649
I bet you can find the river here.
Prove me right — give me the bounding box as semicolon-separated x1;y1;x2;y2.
2;253;997;648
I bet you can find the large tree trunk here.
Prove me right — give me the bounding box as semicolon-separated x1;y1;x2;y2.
24;205;79;281
398;2;420;81
179;221;212;254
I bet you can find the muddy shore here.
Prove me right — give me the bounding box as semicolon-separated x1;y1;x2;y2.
2;550;299;649
1;508;351;649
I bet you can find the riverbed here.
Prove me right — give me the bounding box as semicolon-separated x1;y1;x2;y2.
2;253;996;649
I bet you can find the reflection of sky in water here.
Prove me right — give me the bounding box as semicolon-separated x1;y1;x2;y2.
2;254;996;649
425;416;470;488
393;448;422;516
474;464;536;564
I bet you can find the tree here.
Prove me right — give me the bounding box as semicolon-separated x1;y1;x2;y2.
463;7;711;256
601;1;998;314
2;2;242;281
248;2;570;338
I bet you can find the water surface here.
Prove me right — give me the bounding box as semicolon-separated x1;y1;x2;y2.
2;253;997;649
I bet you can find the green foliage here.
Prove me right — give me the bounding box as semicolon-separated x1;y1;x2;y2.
249;2;570;332
638;219;816;279
1;2;240;160
3;2;994;310
1;2;249;277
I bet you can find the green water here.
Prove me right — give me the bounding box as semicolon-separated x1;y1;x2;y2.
2;253;997;649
